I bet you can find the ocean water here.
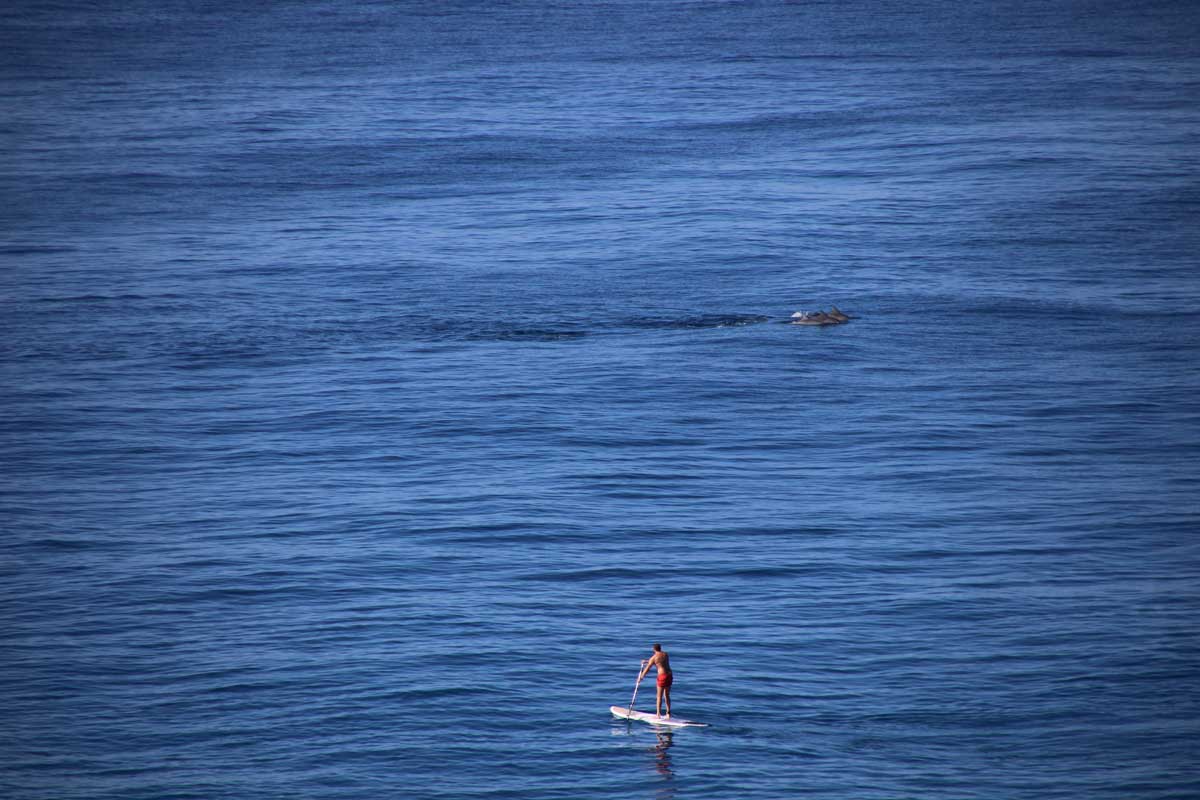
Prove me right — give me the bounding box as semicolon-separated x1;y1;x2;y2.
2;1;1199;798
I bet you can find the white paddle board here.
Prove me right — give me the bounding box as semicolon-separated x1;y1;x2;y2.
610;705;709;728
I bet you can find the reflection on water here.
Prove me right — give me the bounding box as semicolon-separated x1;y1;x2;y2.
652;729;674;782
611;722;676;792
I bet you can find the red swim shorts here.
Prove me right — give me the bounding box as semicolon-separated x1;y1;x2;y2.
657;672;673;689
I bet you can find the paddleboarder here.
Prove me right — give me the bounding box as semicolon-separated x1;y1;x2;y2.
637;643;672;718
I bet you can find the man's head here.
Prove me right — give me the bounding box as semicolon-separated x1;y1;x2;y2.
652;643;662;652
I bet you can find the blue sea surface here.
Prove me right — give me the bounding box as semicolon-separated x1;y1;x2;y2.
2;1;1199;798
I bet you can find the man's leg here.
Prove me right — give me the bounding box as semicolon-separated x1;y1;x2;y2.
663;685;671;718
655;685;664;717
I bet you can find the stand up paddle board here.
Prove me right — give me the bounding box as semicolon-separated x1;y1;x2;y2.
610;706;709;728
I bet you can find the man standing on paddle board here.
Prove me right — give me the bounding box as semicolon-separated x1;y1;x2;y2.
637;643;672;718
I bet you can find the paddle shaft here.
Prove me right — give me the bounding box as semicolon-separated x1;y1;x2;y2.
628;660;646;713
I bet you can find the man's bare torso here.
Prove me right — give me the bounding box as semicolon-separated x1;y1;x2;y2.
649;650;671;675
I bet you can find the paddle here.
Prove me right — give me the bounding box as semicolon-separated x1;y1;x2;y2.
627;659;646;715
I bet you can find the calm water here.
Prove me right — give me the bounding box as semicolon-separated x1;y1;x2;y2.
3;2;1199;798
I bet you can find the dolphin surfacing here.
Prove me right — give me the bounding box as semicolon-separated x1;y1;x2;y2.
790;306;852;326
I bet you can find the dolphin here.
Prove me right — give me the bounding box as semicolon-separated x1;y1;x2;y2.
790;310;837;325
790;308;850;325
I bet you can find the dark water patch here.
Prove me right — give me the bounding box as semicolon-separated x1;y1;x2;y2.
465;328;589;343
518;567;654;583
0;245;78;255
73;170;185;185
1021;400;1167;419
32;292;180;304
558;434;709;448
672;110;879;136
624;313;771;330
1050;49;1131;59
589;488;714;500
518;561;917;584
18;535;115;553
433;530;606;546
560;470;705;483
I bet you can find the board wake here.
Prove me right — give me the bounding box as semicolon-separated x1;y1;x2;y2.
610;705;709;728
